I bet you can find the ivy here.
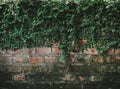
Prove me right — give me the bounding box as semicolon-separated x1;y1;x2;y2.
0;0;120;54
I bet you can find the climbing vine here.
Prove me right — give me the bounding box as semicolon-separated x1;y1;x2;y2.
0;0;120;54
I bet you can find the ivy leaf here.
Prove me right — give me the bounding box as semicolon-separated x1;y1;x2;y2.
59;55;65;63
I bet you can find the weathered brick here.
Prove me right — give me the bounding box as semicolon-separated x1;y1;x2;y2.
115;49;120;55
107;48;115;55
54;63;68;73
84;48;98;55
44;55;59;64
91;56;104;64
7;65;22;72
70;53;90;63
52;47;61;54
6;50;15;55
13;73;26;81
11;57;24;63
70;65;87;73
21;65;32;72
22;65;49;72
115;48;120;60
22;64;51;73
61;73;76;81
30;66;40;72
0;54;12;63
36;47;51;55
14;49;21;55
15;48;30;55
115;56;120;61
106;55;120;63
11;55;29;63
106;56;112;63
29;48;36;54
29;56;43;64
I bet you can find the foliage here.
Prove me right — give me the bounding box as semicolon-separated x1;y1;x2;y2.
0;0;120;54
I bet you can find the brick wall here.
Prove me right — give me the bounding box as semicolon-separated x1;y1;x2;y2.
0;46;120;89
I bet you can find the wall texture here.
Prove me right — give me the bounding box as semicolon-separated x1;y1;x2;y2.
0;46;120;89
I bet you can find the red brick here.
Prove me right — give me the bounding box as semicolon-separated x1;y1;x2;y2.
52;47;61;54
29;56;43;64
36;47;51;55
